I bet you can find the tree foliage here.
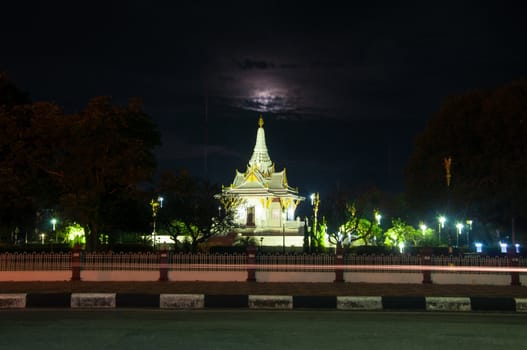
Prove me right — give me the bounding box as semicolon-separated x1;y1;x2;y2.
0;90;161;250
157;170;233;252
405;80;527;238
384;218;419;247
0;72;30;108
327;203;382;248
58;97;160;250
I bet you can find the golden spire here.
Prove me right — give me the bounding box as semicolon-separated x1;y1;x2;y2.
258;115;264;128
444;156;452;187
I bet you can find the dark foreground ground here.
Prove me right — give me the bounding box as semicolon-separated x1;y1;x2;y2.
1;281;527;297
0;310;526;350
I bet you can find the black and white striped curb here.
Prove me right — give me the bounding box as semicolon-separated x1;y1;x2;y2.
1;294;526;312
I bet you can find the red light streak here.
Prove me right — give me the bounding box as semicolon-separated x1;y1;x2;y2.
170;264;527;273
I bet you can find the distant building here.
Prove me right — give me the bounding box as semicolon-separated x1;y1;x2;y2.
216;116;306;246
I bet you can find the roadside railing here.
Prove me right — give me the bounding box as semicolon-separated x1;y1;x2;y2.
82;252;159;271
0;252;71;271
1;252;525;271
256;253;335;272
345;254;422;272
1;251;525;285
169;253;246;271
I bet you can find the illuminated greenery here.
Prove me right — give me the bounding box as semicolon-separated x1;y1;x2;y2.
384;219;417;248
64;223;86;247
327;203;381;248
311;216;327;252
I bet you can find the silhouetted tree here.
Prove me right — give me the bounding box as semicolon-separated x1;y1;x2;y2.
0;101;63;241
406;80;527;241
0;93;161;250
157;170;231;252
59;97;161;251
0;72;30;108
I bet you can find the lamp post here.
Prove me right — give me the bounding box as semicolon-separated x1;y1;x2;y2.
310;192;320;251
51;218;57;243
374;211;382;226
150;196;164;250
456;222;463;248
282;223;285;254
438;216;446;242
466;220;472;249
420;223;427;237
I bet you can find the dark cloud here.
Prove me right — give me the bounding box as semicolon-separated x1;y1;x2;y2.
234;59;276;70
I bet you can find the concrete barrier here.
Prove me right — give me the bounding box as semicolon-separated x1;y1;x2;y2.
249;295;292;309
0;271;70;282
344;272;422;284
160;294;204;309
256;272;335;283
514;298;527;312
0;294;26;308
70;293;116;308
426;297;471;312
337;296;382;310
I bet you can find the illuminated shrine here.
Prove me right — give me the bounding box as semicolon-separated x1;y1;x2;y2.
217;116;305;246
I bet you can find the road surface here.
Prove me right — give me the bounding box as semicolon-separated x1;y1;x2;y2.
0;309;525;349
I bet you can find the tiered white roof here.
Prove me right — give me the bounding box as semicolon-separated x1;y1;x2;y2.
223;116;303;201
248;116;274;176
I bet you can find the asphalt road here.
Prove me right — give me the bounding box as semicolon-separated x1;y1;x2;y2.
0;310;525;350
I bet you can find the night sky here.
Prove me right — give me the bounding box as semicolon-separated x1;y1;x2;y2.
2;1;526;207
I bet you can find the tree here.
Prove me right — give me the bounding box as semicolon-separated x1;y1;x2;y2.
157;170;229;252
405;80;527;241
322;184;386;248
0;72;30;108
327;203;381;248
384;218;421;248
59;97;161;251
311;216;327;252
0;101;64;241
0;73;33;240
0;94;161;250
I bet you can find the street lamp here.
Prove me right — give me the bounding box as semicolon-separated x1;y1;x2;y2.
375;211;382;226
456;222;464;247
466;220;473;249
438;216;446;242
150;196;164;249
51;218;57;243
420;223;427;236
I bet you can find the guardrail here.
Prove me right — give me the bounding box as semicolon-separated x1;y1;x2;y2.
83;252;159;271
0;250;525;285
0;252;71;271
